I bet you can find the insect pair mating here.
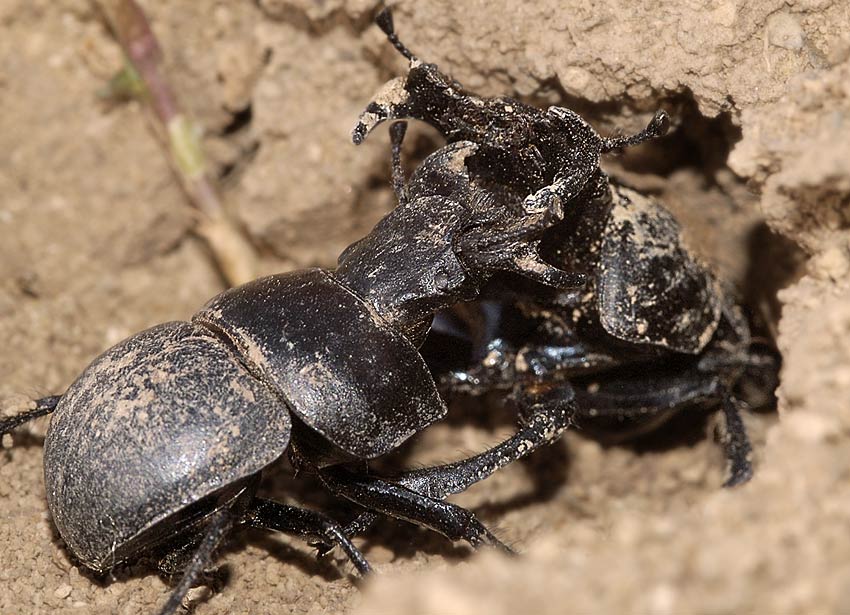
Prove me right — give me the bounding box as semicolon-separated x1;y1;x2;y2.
0;8;777;615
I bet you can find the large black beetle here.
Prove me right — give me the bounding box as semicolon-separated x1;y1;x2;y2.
353;9;669;219
352;8;778;492
430;183;779;488
1;141;583;614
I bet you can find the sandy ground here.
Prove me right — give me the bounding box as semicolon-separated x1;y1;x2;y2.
1;0;849;613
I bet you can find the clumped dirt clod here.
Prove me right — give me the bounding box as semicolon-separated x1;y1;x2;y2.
1;1;848;614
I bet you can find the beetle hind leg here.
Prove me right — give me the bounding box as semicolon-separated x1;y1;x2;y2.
155;507;234;615
155;498;372;614
313;385;576;552
398;384;576;499
245;497;372;576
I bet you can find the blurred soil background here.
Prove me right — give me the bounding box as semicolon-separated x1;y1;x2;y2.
1;0;849;613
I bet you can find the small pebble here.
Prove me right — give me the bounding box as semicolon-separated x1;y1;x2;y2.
767;13;804;50
54;583;72;599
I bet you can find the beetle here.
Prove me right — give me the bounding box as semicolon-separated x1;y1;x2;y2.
427;182;780;488
0;138;585;614
307;9;781;555
353;8;669;221
351;8;779;492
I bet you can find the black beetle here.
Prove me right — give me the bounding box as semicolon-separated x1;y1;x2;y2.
351;9;779;493
1;138;585;613
431;182;780;488
353;9;669;220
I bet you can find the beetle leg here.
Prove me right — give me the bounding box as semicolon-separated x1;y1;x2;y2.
570;375;754;486
155;507;234;615
719;394;754;487
314;512;380;558
389;121;409;204
396;385;576;498
458;214;587;288
0;395;61;437
314;386;576;552
441;341;627;397
318;466;512;553
246;497;372;575
439;337;517;395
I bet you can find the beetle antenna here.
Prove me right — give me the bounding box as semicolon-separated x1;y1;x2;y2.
0;395;61;436
376;7;418;63
156;507;234;615
601;110;670;153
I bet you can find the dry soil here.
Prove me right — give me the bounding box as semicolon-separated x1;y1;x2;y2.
2;1;849;614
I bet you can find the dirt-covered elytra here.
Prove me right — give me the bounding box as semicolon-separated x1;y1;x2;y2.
0;140;586;614
354;7;779;494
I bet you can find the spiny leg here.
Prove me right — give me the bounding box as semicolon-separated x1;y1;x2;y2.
156;507;234;615
317;385;577;552
436;330;756;489
434;315;623;397
439;336;515;396
246;498;372;575
572;373;723;419
399;385;576;498
719;394;753;488
389;121;409;204
0;395;61;436
571;374;754;487
157;498;372;614
441;329;757;488
318;466;509;553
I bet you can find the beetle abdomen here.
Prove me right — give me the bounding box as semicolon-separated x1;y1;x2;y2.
43;321;289;572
